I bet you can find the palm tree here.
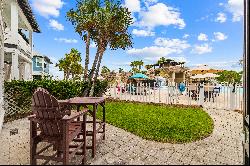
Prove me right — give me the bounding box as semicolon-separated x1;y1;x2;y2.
87;0;133;96
157;57;166;68
118;68;124;73
67;0;100;80
145;64;153;70
138;60;144;71
130;61;136;69
179;61;185;67
56;48;83;80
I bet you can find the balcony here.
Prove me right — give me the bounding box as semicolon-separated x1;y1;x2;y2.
4;28;32;58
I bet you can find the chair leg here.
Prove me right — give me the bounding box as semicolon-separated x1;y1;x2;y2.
63;142;69;165
82;114;87;165
63;123;69;165
30;139;37;165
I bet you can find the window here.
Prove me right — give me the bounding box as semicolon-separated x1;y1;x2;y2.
44;63;47;68
36;57;43;67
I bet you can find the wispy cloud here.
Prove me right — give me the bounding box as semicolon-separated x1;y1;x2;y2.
54;38;78;44
132;29;155;37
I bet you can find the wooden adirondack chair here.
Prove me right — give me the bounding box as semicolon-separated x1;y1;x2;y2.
29;89;88;165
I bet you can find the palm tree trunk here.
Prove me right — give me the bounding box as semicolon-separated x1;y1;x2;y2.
89;46;101;80
89;48;104;96
84;31;90;80
83;46;101;96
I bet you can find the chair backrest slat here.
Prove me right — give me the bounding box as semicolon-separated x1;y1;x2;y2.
31;88;65;137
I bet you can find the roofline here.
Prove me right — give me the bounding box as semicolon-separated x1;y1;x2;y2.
17;0;41;33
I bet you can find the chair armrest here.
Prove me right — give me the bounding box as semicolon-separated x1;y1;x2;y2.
27;114;36;120
62;108;88;122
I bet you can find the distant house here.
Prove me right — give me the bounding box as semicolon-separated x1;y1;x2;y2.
32;52;53;80
2;0;41;81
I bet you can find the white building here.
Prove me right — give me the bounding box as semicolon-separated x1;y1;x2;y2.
1;0;40;81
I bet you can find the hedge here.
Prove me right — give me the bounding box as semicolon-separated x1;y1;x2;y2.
3;79;108;121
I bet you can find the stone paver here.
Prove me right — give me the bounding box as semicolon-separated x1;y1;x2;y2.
0;108;243;165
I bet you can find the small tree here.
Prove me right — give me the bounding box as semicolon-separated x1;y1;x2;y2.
56;48;83;80
67;0;100;80
68;0;133;96
216;70;242;84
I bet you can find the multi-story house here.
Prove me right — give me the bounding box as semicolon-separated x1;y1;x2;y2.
32;52;52;80
2;0;40;81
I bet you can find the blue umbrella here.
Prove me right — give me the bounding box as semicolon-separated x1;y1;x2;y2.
129;73;149;79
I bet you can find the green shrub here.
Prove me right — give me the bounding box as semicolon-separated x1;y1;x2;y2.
4;79;108;121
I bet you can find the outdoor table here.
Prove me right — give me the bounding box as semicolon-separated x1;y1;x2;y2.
58;97;106;158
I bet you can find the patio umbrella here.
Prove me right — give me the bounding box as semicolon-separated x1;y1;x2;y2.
129;73;149;79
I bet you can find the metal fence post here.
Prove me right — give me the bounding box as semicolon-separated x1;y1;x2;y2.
230;84;236;111
198;83;204;106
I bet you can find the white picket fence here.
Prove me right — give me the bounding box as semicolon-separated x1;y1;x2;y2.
106;82;243;111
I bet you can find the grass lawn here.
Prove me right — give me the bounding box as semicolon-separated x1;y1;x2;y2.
97;100;214;143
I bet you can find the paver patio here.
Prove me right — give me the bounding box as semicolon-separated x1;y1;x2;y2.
0;108;243;165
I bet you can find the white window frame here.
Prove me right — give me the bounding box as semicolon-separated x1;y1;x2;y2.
36;57;43;67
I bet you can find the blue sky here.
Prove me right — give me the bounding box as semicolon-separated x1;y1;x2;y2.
29;0;244;79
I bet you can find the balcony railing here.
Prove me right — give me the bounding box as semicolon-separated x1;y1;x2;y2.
4;28;31;56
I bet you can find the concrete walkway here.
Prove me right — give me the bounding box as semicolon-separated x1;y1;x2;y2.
0;108;243;165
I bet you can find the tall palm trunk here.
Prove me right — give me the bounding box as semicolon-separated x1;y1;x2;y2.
83;46;101;96
84;31;90;80
90;48;104;96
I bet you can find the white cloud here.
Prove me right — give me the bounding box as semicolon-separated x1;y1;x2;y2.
197;33;208;41
124;0;141;13
226;0;243;22
54;38;78;44
215;12;227;23
139;3;185;29
214;32;228;41
132;29;155;37
154;38;190;49
192;43;212;55
31;0;64;18
183;34;189;39
49;19;64;31
127;38;190;58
